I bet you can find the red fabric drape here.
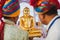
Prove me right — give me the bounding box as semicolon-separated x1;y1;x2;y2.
0;0;6;40
0;20;5;40
30;0;38;7
30;0;43;7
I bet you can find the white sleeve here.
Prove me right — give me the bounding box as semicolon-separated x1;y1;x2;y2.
45;19;60;40
45;30;59;40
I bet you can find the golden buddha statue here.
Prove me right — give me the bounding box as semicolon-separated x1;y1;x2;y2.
20;7;35;31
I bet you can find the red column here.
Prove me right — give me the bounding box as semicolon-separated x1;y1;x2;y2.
0;0;6;40
0;0;6;19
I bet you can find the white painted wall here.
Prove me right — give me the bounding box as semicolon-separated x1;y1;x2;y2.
58;9;60;15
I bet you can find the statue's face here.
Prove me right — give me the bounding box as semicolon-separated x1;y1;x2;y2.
23;7;30;16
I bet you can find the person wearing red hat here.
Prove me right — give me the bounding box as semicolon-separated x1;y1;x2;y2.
34;2;60;40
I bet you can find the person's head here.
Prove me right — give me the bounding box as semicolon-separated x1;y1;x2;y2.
3;16;18;24
2;0;20;24
23;7;30;16
3;10;20;24
35;2;58;25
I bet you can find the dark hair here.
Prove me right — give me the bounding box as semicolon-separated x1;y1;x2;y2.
43;5;58;16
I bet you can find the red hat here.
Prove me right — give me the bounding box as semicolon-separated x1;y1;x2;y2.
49;0;60;9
